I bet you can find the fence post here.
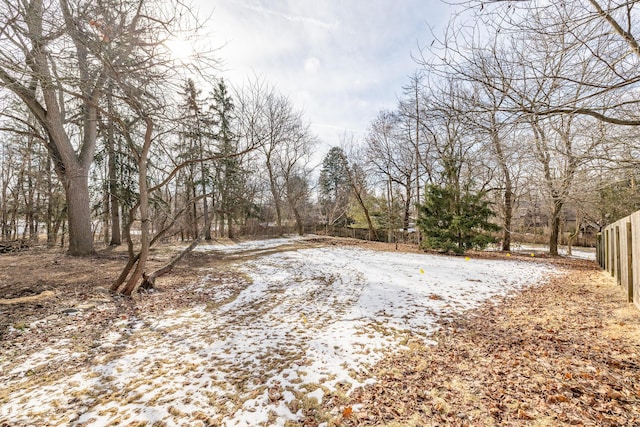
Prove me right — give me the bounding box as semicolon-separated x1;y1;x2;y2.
616;226;621;284
627;222;634;303
604;229;611;272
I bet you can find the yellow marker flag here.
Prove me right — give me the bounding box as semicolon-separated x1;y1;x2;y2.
419;268;425;274
531;253;535;257
506;253;511;257
465;257;470;261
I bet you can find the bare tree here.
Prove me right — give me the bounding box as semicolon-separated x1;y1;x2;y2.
0;0;116;254
339;136;378;240
365;111;416;238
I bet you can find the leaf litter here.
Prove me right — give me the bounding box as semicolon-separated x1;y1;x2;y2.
338;261;640;426
0;236;626;426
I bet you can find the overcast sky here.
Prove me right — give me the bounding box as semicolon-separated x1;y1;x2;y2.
195;0;454;162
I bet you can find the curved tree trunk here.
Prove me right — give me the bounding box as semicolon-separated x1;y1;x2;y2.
120;117;153;296
141;233;204;289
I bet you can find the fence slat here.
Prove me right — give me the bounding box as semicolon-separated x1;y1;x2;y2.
602;213;640;308
627;222;634;303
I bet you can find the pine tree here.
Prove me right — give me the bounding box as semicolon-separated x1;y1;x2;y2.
179;78;214;240
417;184;499;255
318;147;351;226
210;78;244;238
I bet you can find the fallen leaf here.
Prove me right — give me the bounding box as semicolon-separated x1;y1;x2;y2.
547;394;570;404
517;408;535;420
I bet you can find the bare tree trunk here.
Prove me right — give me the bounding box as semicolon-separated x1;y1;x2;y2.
1;143;9;240
549;199;562;256
266;158;283;228
102;172;110;245
63;171;94;255
403;177;412;240
387;177;393;243
141;230;204;289
492;126;513;252
502;179;513;251
120;117;153;295
107;92;121;246
292;207;304;235
45;155;54;245
202;194;211;240
354;190;377;241
227;213;234;239
285;189;305;236
190;174;198;239
567;212;580;257
338;150;378;241
412;74;422;244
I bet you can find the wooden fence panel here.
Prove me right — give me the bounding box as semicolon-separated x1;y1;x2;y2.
600;213;640;308
614;220;631;296
631;212;640;309
627;221;634;303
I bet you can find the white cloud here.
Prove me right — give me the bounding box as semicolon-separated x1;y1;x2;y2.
198;0;455;160
234;2;340;31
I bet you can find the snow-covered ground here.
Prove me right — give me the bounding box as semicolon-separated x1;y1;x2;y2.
1;237;558;426
516;244;596;260
194;235;308;254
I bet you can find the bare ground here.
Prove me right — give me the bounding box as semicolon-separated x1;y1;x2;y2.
1;237;638;426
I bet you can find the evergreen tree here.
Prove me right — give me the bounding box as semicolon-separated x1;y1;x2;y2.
318;147;351;226
417;184;499;255
179;78;213;240
210;78;244;238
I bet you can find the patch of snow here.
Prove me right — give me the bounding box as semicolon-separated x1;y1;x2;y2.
307;388;325;403
194;235;306;254
517;244;596;260
1;241;558;426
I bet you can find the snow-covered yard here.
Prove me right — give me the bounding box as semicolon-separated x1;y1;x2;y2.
1;237;557;426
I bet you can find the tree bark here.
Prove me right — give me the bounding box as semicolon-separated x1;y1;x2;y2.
549;200;563;256
266;158;283;228
491;126;513;252
338;150;378;241
403;176;412;239
227;213;234;239
141;233;204;289
0;0;102;255
502;180;513;251
62;170;94;255
120;116;153;295
567;213;580;257
107;91;121;246
292;207;304;235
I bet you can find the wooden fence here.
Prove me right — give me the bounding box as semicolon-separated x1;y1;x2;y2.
597;212;640;308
